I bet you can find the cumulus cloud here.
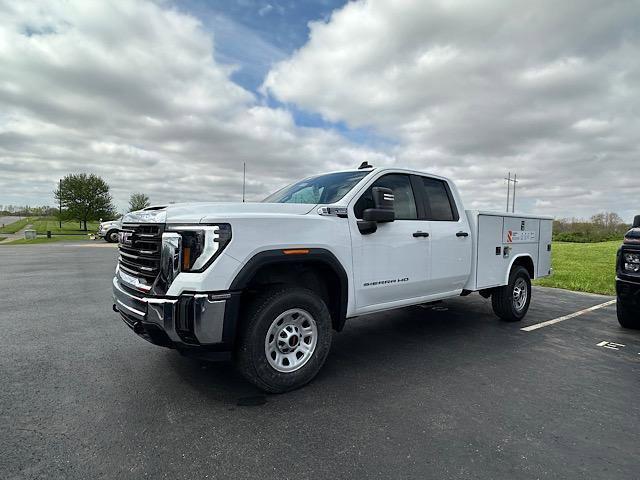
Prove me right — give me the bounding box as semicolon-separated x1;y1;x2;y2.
0;0;388;210
264;0;640;219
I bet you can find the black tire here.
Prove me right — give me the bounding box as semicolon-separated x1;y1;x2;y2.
235;287;332;393
617;298;640;329
105;230;119;243
491;266;531;322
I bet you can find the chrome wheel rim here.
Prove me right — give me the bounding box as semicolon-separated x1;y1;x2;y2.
265;308;318;373
513;278;528;311
109;231;119;242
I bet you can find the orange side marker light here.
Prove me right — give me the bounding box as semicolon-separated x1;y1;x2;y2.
282;249;310;255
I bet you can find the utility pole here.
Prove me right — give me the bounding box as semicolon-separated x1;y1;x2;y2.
504;172;519;213
512;173;518;213
59;178;62;228
505;172;511;213
242;162;246;203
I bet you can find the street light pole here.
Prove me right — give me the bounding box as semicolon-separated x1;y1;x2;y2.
242;162;246;203
59;178;62;229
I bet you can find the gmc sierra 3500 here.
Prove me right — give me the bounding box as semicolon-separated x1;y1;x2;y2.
112;164;552;392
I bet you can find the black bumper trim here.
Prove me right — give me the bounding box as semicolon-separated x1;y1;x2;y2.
616;278;640;309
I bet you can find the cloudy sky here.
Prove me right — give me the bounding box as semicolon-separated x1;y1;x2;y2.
0;0;638;220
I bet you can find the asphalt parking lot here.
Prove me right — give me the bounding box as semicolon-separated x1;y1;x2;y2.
0;216;23;227
1;244;639;479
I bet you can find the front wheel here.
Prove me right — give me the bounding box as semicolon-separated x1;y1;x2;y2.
617;299;640;329
491;266;532;322
105;230;119;243
236;287;332;393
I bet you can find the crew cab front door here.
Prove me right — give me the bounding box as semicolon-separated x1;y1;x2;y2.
349;173;431;313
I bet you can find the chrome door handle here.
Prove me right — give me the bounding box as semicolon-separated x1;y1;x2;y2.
456;231;469;237
413;231;430;238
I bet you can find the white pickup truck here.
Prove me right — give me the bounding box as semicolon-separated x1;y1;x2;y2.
97;217;122;243
112;165;552;392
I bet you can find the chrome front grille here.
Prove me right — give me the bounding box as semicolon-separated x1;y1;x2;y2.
118;223;163;282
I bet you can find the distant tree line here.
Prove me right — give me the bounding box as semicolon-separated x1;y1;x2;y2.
2;174;153;232
554;212;630;243
0;205;59;216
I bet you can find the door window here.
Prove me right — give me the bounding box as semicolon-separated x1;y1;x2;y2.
420;177;458;221
354;174;418;220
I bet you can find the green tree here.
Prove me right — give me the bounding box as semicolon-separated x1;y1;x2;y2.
54;173;116;231
128;192;151;212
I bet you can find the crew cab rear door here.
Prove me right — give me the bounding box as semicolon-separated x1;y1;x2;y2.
349;173;431;313
413;175;472;294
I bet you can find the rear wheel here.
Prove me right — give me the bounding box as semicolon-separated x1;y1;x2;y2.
105;229;119;243
617;298;640;329
491;266;531;321
236;287;332;393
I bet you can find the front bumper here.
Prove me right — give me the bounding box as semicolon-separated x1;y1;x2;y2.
616;277;640;310
112;276;239;358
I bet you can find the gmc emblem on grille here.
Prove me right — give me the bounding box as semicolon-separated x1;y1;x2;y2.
119;231;133;246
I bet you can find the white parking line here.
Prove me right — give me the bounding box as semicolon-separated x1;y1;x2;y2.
521;299;616;332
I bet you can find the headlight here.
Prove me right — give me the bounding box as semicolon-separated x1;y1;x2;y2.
164;224;232;273
623;252;640;273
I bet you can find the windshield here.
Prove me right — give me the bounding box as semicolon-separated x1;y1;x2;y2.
263;171;370;204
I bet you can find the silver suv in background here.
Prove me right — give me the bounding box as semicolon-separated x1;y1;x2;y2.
98;218;122;243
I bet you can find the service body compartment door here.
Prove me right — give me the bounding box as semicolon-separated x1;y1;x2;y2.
503;217;540;278
476;215;508;288
502;217;540;246
475;215;543;288
537;219;553;277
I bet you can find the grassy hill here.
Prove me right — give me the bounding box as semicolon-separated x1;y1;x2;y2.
534;241;619;296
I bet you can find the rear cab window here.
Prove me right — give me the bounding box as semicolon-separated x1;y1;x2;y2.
415;176;459;221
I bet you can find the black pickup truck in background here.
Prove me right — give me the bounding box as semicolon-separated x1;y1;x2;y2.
617;215;640;328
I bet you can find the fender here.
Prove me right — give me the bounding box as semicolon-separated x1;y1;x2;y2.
505;253;535;284
230;248;350;330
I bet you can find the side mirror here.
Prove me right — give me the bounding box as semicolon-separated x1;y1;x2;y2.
633;215;640;229
363;187;395;222
358;187;395;234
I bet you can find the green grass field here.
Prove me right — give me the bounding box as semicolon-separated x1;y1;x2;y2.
31;217;99;235
3;235;93;245
534;241;618;296
0;217;32;234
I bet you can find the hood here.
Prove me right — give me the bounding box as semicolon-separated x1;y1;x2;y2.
122;202;317;224
100;220;120;227
624;227;640;245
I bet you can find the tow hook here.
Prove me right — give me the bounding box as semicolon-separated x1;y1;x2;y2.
112;304;118;312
